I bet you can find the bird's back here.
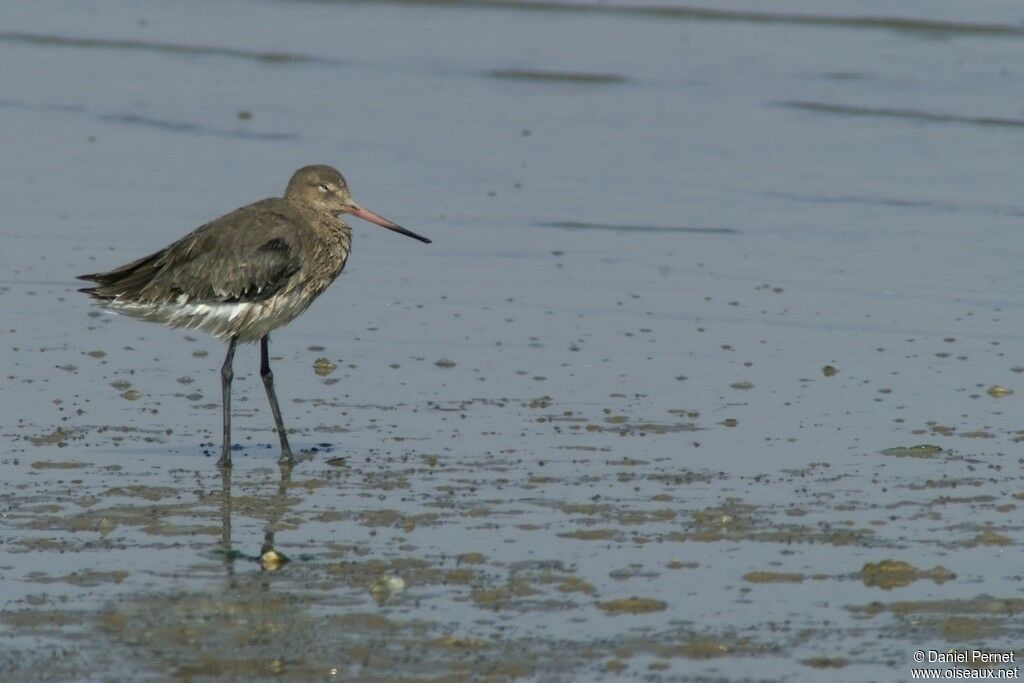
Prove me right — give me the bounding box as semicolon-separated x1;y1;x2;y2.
79;197;351;341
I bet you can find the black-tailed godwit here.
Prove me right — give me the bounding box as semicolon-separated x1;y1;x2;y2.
79;165;431;468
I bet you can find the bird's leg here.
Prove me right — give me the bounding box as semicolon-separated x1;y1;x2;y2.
261;335;295;468
216;336;238;469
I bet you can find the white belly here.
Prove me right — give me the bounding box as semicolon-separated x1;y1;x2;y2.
104;289;315;342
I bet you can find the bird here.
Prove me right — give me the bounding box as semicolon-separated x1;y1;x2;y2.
78;165;431;469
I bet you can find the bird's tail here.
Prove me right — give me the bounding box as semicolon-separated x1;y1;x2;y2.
78;249;166;300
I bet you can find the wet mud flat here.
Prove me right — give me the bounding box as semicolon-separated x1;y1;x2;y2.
5;0;1024;680
3;365;1024;681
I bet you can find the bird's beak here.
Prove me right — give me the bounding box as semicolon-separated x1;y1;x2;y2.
343;200;431;244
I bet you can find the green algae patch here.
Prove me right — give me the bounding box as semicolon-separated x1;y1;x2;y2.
558;528;618;541
604;658;628;673
30;458;87;468
358;509;403;527
557;576;596;594
849;596;1024;617
598;597;667;614
618;508;676;524
431;635;490;649
879;444;943;458
104;485;179;501
0;609;76;630
27;570;129;587
940;616;989;641
860;560;955;589
444;568;477;584
471;582;539;608
969;531;1012;546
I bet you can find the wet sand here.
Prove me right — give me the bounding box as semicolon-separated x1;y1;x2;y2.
2;0;1024;680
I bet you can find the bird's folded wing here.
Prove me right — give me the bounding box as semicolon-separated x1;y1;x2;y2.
77;201;309;304
140;205;304;304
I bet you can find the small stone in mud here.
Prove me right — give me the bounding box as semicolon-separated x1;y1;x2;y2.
435;358;456;368
721;418;738;427
370;575;406;599
87;350;106;358
822;365;837;377
313;358;337;376
121;390;142;401
237;110;252;120
987;385;1013;398
730;381;753;390
325;456;347;467
259;549;288;571
598;597;667;614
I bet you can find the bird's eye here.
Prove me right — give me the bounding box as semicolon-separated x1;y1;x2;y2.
318;184;330;193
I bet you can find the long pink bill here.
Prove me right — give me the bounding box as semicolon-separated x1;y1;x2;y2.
343;201;431;244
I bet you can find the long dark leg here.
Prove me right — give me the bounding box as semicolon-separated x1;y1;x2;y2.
261;335;294;467
216;336;238;469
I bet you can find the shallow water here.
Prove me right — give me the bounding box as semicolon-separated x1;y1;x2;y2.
3;1;1024;681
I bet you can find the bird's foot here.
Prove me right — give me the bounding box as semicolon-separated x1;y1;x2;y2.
216;451;232;469
278;451;296;469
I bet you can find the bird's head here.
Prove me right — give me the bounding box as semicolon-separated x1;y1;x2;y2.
285;165;430;243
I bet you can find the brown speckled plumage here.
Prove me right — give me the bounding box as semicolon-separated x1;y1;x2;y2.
80;167;356;342
78;165;431;468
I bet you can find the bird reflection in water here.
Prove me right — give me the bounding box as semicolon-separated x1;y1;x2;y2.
213;464;293;588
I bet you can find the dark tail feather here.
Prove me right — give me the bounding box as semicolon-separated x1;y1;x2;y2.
77;249;166;300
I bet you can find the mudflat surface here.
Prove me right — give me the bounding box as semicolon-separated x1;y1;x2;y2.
2;1;1023;680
